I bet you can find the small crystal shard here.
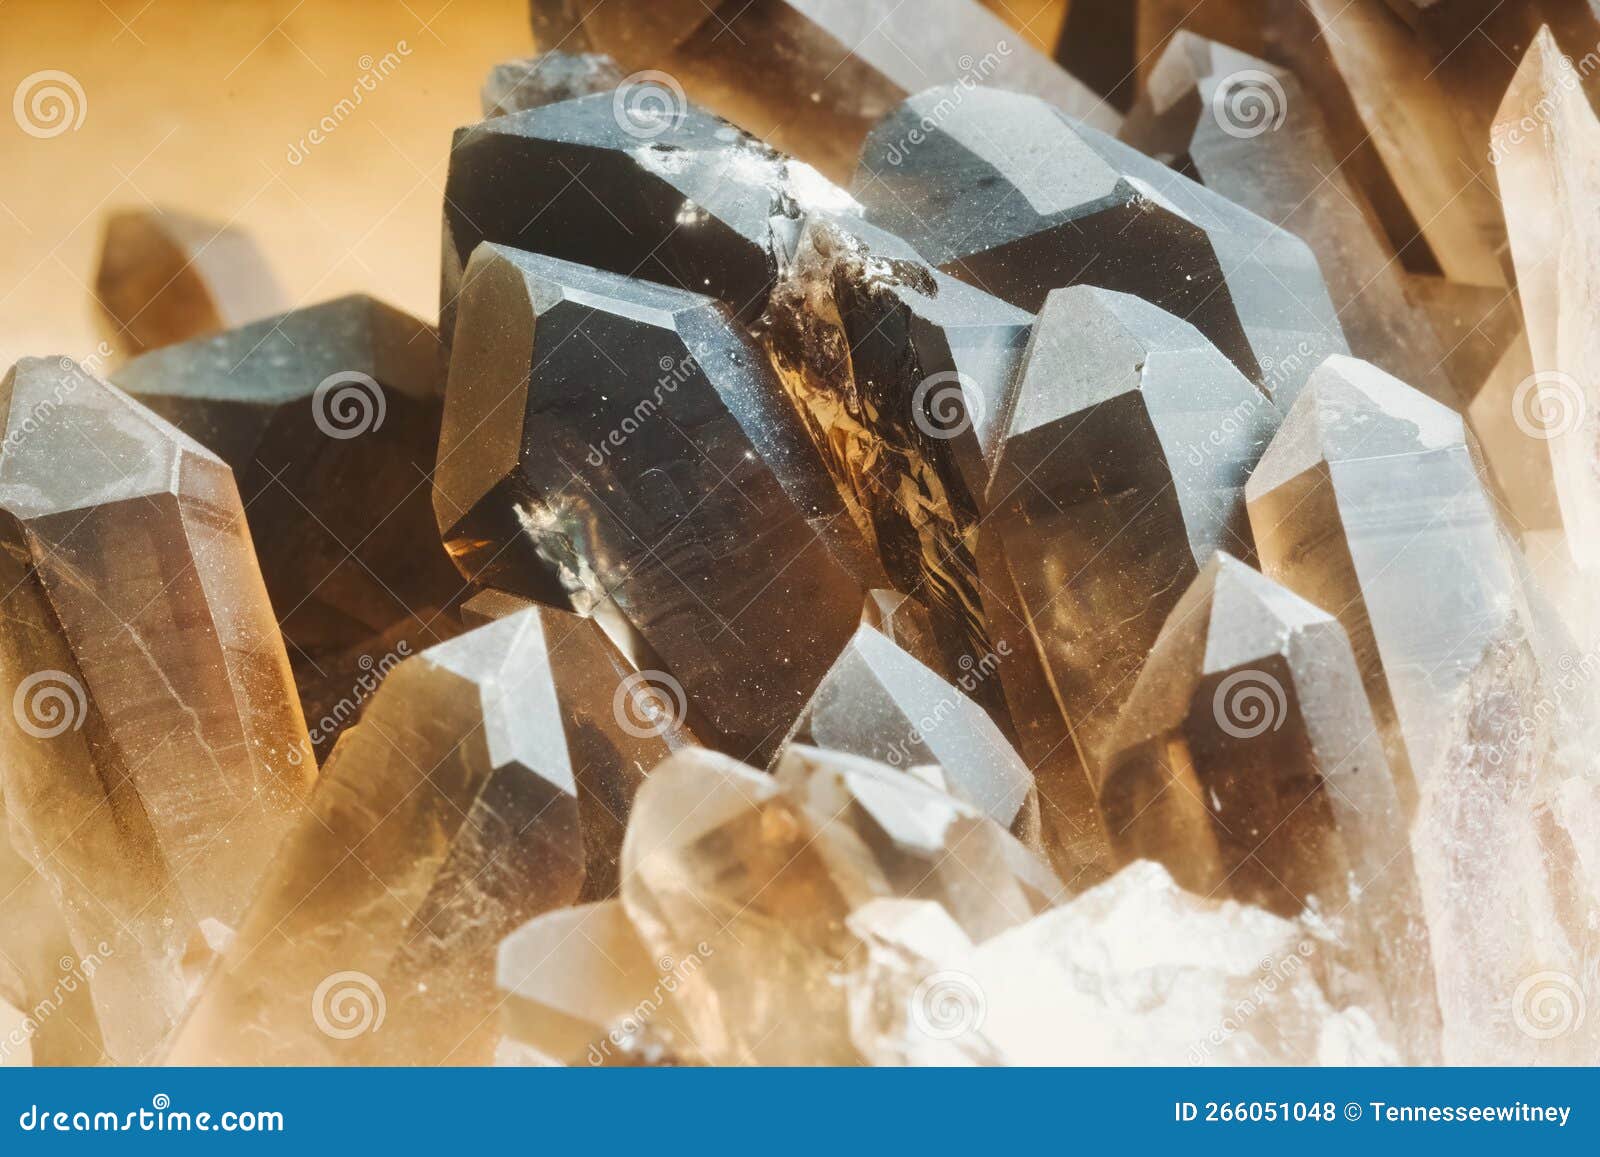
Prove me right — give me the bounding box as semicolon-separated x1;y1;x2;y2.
169;604;681;1064
1100;552;1441;1061
529;0;1118;182
1119;35;1456;405
856;84;1347;405
783;625;1039;842
1246;354;1600;1063
481;51;623;117
94;206;286;356
0;357;315;1063
497;900;699;1066
436;244;873;761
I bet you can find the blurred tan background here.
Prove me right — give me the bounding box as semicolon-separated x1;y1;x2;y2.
0;0;531;370
0;0;1070;371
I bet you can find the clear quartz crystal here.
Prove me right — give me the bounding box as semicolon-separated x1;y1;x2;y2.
1247;354;1600;1063
0;357;314;1064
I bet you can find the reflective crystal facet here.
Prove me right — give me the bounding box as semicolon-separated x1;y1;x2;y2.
1101;553;1440;1061
620;745;1059;1064
112;295;461;666
436;244;872;761
529;0;1118;182
94;207;285;356
1246;355;1600;1063
1494;30;1600;579
481;51;623;117
856;84;1347;405
1119;35;1455;405
440;94;854;338
496;900;700;1066
0;358;314;1063
763;213;1029;719
986;286;1278;804
169;605;682;1065
783;625;1039;843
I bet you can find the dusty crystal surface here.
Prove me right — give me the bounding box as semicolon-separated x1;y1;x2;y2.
1247;355;1600;1063
0;357;315;1064
1101;552;1441;1061
94;206;286;356
436;243;873;761
529;0;1117;182
481;51;623;117
856;84;1347;405
169;604;686;1065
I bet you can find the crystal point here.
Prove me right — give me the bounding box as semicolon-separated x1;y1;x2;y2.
436;244;872;761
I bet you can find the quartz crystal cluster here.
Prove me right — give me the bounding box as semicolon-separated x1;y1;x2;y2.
7;0;1600;1067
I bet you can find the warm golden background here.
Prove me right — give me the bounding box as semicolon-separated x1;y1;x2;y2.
0;0;1070;371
